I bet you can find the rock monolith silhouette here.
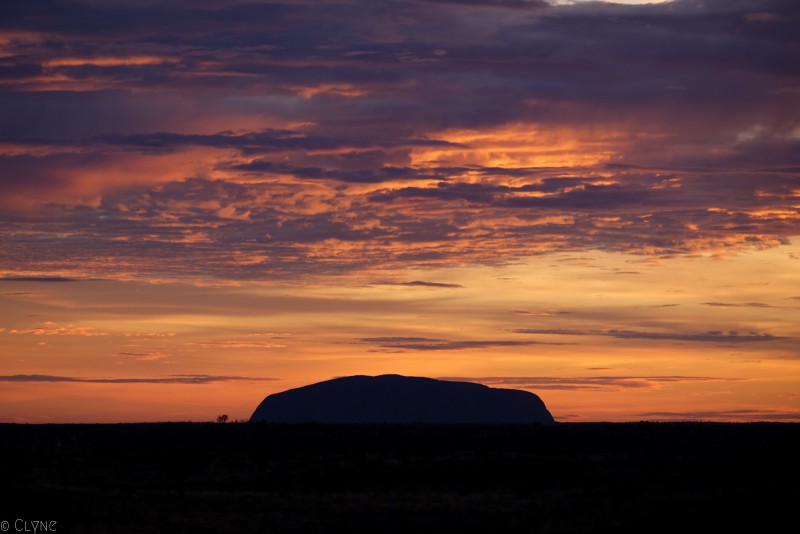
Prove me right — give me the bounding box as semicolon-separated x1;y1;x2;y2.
250;374;555;424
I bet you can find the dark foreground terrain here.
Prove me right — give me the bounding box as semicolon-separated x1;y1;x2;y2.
2;422;797;533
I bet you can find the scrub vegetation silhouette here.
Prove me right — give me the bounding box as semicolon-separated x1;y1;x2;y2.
3;422;797;533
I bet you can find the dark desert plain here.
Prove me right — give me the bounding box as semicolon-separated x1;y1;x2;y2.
1;0;800;531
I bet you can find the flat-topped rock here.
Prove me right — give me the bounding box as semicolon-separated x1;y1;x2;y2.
250;374;555;424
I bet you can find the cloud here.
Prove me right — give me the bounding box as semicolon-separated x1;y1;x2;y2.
513;310;571;316
1;0;799;280
415;0;549;8
230;161;442;184
514;328;788;343
0;276;79;282
0;374;277;384
637;409;800;422
117;351;169;361
376;280;464;288
439;375;734;391
97;129;460;155
194;340;286;349
7;322;108;337
359;336;562;351
702;302;775;308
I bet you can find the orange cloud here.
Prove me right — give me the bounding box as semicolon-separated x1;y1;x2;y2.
43;56;179;67
117;350;169;361
293;83;368;99
8;321;108;337
409;123;626;169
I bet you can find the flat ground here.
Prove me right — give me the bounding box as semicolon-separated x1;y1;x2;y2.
2;422;797;533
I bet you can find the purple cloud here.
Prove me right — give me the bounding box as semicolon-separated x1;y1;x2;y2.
439;375;735;391
0;374;278;384
0;0;797;280
514;328;788;343
360;337;564;351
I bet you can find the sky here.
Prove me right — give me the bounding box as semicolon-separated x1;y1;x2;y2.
1;0;799;423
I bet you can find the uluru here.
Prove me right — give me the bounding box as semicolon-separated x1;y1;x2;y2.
250;374;555;424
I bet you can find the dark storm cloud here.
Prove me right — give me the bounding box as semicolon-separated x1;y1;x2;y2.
439;375;732;391
0;374;277;384
514;328;787;343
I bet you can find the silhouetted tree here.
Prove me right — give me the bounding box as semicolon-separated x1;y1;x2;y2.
216;414;229;423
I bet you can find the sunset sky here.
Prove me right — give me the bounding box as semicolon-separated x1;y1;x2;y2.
1;0;799;423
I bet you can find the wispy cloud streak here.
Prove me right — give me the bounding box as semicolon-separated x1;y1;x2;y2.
0;374;277;384
440;375;735;391
360;337;563;351
514;328;787;343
